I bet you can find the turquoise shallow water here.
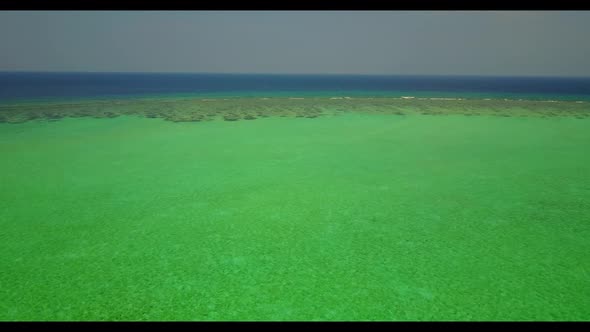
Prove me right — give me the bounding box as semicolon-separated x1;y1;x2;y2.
1;113;589;320
4;89;590;107
3;72;590;105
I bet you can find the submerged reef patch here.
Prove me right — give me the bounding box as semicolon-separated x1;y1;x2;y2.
0;96;588;124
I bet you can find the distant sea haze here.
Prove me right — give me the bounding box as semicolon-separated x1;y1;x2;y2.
1;72;590;103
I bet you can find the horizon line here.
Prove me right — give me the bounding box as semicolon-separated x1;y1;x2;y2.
1;70;590;79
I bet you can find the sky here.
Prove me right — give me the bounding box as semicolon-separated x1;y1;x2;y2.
0;11;589;77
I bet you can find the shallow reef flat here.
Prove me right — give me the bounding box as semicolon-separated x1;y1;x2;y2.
1;114;589;320
0;96;588;124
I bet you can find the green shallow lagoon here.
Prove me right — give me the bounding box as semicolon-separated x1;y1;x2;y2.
1;113;590;320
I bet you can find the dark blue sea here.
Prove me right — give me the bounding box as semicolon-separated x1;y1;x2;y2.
1;72;590;103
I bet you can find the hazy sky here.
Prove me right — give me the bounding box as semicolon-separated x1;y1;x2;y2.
1;11;590;76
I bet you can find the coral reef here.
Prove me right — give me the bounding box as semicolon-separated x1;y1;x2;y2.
0;96;588;124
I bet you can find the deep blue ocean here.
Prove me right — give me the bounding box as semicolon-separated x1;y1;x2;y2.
1;72;590;103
